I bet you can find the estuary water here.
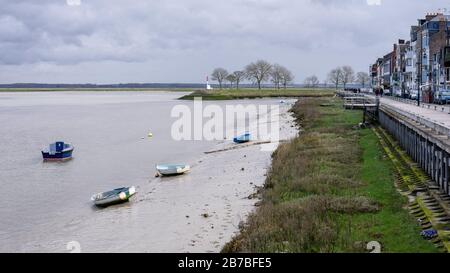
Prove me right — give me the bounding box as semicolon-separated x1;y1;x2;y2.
0;91;296;252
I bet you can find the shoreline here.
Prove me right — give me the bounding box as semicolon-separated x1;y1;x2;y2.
0;92;437;253
137;99;299;252
222;97;437;253
0;88;336;101
0;93;298;253
178;89;335;100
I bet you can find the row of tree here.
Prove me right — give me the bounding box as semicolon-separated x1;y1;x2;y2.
327;66;370;90
211;62;370;90
303;67;370;89
211;60;294;90
303;75;320;88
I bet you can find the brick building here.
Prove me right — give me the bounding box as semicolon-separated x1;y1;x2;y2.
427;14;450;103
370;12;450;103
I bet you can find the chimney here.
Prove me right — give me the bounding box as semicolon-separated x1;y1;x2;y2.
425;13;438;21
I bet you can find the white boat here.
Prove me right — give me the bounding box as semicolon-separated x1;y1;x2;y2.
156;164;190;176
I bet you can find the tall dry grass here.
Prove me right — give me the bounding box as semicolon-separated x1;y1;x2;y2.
223;98;379;253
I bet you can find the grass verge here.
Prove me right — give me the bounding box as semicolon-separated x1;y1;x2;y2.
179;88;335;100
222;97;437;253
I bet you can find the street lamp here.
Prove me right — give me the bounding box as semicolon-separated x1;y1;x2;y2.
418;33;424;106
418;48;422;106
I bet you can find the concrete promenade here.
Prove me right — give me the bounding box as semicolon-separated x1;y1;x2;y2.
379;97;450;129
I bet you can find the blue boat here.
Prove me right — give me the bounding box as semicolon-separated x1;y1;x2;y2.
42;141;74;161
233;133;251;144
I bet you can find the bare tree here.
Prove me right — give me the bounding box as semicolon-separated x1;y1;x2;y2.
328;67;343;90
211;68;229;89
341;66;355;90
226;74;237;89
304;75;319;88
356;72;370;88
233;71;245;90
245;60;272;90
271;64;283;89
311;76;319;88
303;77;312;88
279;66;294;89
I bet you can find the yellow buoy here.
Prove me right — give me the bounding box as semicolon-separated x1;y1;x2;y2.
148;132;153;138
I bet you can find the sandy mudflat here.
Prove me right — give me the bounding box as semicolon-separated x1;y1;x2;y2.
137;100;299;253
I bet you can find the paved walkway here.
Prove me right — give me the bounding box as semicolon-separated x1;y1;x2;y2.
377;97;450;129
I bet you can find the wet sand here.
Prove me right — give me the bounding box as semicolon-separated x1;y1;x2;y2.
135;101;298;253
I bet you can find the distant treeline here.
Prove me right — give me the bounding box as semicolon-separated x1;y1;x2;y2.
0;82;364;89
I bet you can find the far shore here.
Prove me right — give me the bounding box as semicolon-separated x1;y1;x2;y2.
0;88;196;93
0;88;337;101
179;88;335;100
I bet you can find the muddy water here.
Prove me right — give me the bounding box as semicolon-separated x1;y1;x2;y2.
0;91;297;252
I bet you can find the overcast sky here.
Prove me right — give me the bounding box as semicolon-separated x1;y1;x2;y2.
0;0;448;84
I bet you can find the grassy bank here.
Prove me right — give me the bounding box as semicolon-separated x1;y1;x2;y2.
223;97;437;253
179;88;334;100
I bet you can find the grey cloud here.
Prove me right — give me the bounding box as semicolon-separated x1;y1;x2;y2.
0;0;448;83
0;0;374;65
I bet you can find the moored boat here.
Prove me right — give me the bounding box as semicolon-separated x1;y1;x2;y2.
42;142;74;161
233;133;251;144
91;186;137;207
156;164;190;176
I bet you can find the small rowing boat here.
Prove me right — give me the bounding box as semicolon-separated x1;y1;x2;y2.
156;164;190;176
91;186;136;207
42;141;74;161
233;133;251;144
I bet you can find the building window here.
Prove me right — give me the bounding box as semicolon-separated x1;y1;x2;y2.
423;35;428;47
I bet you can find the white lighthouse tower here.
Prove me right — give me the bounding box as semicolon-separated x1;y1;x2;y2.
206;75;213;90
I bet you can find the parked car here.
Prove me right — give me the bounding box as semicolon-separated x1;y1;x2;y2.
360;88;371;93
392;86;402;97
409;90;418;100
434;90;450;104
344;88;360;93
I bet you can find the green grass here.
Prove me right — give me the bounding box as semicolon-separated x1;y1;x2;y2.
179;88;335;100
336;129;436;253
222;97;437;253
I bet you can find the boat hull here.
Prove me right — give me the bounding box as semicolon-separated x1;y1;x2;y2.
156;165;190;176
233;139;250;144
92;187;136;208
94;195;130;207
42;149;74;161
233;134;251;144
